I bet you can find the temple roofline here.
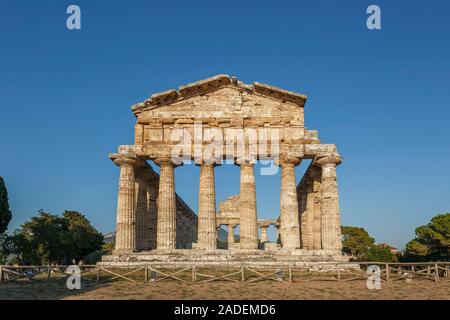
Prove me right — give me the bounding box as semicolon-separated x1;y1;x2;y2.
131;74;308;116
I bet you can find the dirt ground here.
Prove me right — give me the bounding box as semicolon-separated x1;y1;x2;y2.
1;278;449;300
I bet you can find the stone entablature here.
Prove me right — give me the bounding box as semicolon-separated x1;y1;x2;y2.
130;74;319;161
108;74;344;261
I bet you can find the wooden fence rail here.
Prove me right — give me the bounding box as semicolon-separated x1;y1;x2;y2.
0;265;97;282
1;262;449;284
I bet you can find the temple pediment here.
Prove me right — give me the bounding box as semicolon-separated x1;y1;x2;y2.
132;74;307;127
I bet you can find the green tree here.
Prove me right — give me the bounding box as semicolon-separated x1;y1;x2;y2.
0;177;13;264
403;213;450;261
12;210;71;265
341;226;375;260
366;244;395;262
63;210;104;262
11;210;103;265
0;177;12;234
341;226;397;262
102;242;115;255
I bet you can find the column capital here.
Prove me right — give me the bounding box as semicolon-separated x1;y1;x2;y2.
195;162;220;168
314;155;342;167
113;156;139;167
275;156;301;167
235;157;256;166
154;157;182;167
236;162;255;167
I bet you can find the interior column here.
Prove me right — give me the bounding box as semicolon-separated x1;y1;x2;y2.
238;162;258;249
135;177;149;250
197;163;218;249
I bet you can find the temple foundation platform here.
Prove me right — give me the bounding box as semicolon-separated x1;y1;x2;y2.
99;249;354;270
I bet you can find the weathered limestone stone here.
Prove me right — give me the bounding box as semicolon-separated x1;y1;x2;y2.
305;179;315;249
197;164;217;249
260;226;269;243
315;155;342;251
279;157;301;249
298;164;325;250
227;224;236;247
146;177;158;250
238;163;258;249
107;75;346;265
155;158;178;250
219;194;240;214
298;183;308;248
175;197;197;248
311;168;322;250
113;157;137;253
275;225;281;245
135;179;149;250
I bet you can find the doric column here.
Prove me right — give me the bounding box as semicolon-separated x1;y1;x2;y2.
275;225;281;244
260;226;269;243
135;178;149;250
311;168;322;250
279;157;301;249
155;158;178;250
315;155;342;251
113;157;138;253
146;177;158;250
305;179;315;249
216;225;221;244
227;224;235;245
197;164;217;250
238;163;258;249
299;183;308;249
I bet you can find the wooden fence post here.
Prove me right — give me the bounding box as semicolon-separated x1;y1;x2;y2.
47;266;51;280
144;266;148;282
191;266;196;283
0;266;3;282
385;263;390;282
337;266;341;282
241;266;245;282
96;267;100;282
288;265;292;282
434;264;439;283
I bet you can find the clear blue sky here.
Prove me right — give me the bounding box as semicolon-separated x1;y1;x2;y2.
1;0;449;249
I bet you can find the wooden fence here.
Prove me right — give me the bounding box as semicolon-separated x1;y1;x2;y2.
0;265;97;282
0;262;449;284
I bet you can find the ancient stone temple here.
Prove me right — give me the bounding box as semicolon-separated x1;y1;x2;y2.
102;74;346;266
